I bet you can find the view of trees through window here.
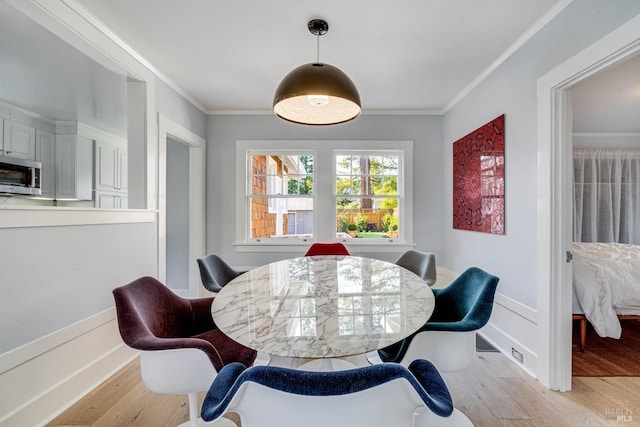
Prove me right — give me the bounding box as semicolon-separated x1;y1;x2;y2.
248;152;401;241
335;154;400;239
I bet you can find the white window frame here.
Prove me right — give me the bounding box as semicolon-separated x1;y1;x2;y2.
235;140;415;253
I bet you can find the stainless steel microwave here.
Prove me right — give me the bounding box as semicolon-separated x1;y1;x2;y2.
0;155;42;196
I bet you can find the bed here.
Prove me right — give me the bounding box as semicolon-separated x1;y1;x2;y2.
572;242;640;351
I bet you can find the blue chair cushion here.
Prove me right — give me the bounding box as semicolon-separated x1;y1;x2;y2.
426;267;499;331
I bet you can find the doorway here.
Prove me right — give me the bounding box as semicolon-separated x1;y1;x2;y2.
158;114;206;297
166;138;189;293
536;14;640;391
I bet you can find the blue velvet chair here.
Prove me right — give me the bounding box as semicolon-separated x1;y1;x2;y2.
200;359;472;426
395;250;437;286
370;267;499;372
197;254;245;293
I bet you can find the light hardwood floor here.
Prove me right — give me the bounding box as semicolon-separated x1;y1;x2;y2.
48;352;640;426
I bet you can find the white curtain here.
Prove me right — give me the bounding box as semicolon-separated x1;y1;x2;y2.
573;149;640;245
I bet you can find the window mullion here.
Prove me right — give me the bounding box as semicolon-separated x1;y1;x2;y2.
315;147;335;241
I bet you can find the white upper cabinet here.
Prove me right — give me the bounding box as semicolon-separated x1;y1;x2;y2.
2;119;36;160
55;134;93;201
95;140;127;192
35;129;56;199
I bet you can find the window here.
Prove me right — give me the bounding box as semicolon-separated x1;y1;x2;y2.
236;140;413;251
335;154;400;239
248;153;314;239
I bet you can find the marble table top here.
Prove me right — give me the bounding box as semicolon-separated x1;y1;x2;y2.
211;256;435;360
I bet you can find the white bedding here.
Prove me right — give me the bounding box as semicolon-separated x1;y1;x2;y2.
572;242;640;338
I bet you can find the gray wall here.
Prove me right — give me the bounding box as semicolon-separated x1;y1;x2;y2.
166;138;190;291
442;0;640;309
0;222;157;352
155;79;207;139
205;114;442;267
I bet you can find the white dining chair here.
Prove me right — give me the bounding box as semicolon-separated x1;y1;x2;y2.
201;359;473;426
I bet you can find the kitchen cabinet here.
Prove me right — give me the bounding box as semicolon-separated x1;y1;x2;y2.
35;129;56;198
95;191;128;209
95;140;127;192
55;134;93;200
2;119;36;160
94;139;127;208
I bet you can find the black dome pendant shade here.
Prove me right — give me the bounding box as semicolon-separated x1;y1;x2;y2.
273;19;361;125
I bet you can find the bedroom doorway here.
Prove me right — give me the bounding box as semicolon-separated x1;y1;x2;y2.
537;14;640;391
569;55;640;377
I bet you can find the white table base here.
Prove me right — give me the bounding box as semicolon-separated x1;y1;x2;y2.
297;358;357;371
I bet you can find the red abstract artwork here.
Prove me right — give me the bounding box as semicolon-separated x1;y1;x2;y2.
453;114;505;234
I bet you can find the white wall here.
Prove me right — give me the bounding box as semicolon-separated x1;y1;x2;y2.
442;0;640;373
205;114;443;267
0;222;157;352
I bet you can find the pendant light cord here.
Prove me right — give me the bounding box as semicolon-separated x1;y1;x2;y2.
316;33;320;64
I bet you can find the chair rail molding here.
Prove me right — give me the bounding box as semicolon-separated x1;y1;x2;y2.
0;308;137;426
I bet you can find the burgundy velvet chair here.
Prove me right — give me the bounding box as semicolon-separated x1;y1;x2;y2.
113;276;257;427
304;242;351;256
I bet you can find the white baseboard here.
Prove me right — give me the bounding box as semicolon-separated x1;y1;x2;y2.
480;293;538;378
0;308;137;427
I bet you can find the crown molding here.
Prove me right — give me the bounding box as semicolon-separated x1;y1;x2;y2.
573;132;640;137
206;108;443;116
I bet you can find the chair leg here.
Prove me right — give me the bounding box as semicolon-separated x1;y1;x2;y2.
187;392;199;427
580;317;587;352
181;394;236;427
253;351;271;366
366;350;383;365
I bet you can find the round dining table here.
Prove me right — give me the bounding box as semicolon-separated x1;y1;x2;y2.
211;255;435;370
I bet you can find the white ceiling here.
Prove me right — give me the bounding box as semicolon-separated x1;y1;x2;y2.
571;53;640;133
72;0;562;114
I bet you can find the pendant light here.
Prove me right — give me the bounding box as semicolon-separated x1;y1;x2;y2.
273;19;361;125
